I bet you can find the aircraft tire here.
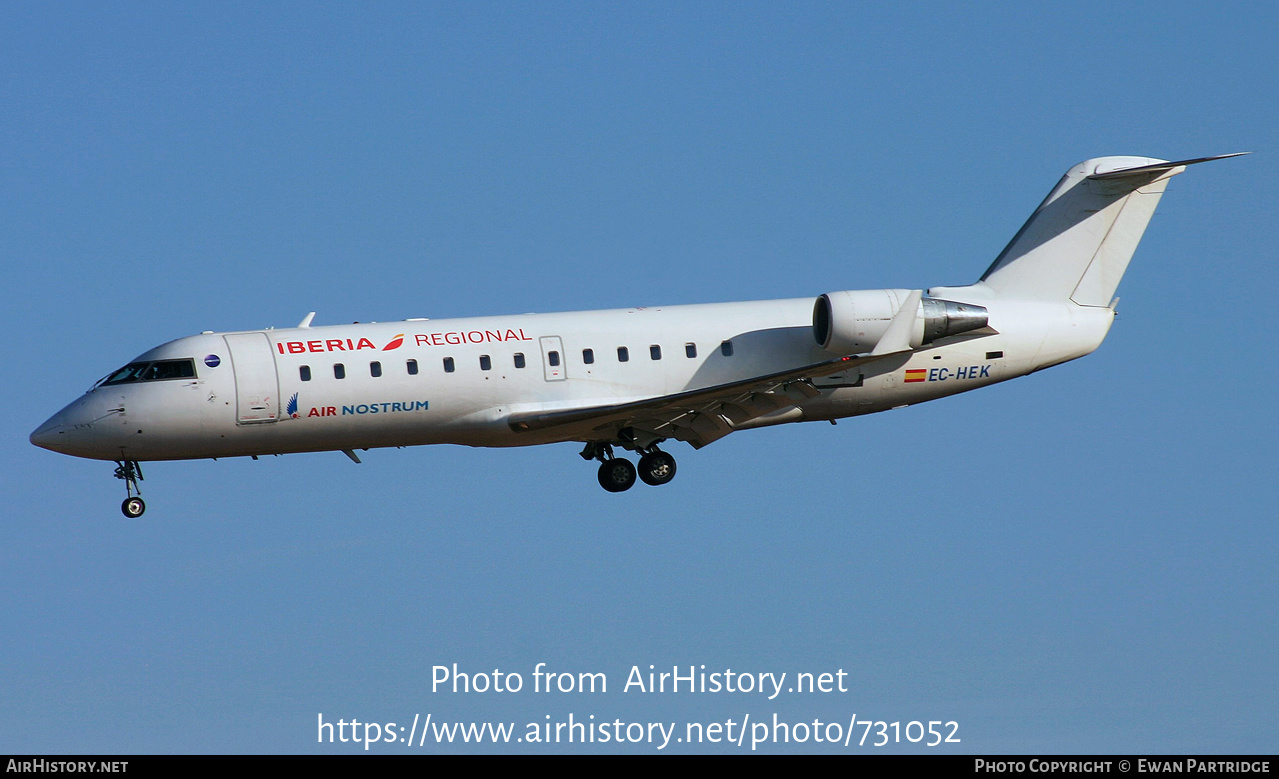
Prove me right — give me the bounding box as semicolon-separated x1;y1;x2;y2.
597;458;637;492
638;451;677;486
121;497;146;518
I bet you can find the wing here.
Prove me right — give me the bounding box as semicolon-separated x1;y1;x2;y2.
506;347;911;449
507;291;930;449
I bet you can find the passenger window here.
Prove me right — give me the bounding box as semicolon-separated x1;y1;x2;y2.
300;366;311;382
582;348;594;365
650;345;661;360
334;363;346;379
406;359;418;375
548;351;560;367
370;361;382;378
443;357;455;373
514;353;526;369
480;355;492;371
721;340;734;357
685;343;697;358
617;346;629;362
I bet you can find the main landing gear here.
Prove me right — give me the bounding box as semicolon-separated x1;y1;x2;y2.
582;442;677;493
114;460;145;518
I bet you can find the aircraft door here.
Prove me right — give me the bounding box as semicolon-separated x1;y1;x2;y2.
224;332;281;424
539;336;566;381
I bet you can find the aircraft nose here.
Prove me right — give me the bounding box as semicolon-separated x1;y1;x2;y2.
30;407;76;453
30;397;101;457
29;418;60;450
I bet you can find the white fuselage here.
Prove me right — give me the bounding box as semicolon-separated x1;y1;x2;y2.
30;290;1114;463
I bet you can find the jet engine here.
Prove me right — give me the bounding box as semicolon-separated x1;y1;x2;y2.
813;289;988;354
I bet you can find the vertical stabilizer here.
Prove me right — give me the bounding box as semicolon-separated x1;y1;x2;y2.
978;154;1241;306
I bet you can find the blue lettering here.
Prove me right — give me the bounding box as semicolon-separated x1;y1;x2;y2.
341;400;430;415
956;367;968;379
980;365;990;378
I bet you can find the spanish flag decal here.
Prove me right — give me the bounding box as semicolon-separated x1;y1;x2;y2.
905;369;927;383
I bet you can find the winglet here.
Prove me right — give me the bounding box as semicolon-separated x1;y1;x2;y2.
872;290;923;355
298;312;316;328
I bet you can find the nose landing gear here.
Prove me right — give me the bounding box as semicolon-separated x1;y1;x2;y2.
114;460;145;518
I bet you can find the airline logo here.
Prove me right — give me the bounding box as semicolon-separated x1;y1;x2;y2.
278;337;384;354
286;394;428;419
306;401;429;417
383;334;405;350
276;328;532;354
413;328;532;347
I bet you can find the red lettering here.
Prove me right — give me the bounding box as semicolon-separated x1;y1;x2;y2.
307;340;323;353
276;343;285;354
356;338;375;350
403;326;535;347
308;407;320;417
327;406;336;416
288;342;306;354
326;339;345;351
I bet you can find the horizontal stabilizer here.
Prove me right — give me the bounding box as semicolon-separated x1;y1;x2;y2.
1087;153;1249;180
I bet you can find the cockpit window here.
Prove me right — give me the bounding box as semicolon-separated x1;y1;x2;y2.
144;360;196;381
97;359;197;387
99;363;149;387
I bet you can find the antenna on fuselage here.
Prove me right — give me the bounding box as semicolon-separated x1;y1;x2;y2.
298;312;316;328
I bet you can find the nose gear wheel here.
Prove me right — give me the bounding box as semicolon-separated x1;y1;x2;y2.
114;460;145;517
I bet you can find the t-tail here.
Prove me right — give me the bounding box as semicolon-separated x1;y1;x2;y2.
956;154;1245;305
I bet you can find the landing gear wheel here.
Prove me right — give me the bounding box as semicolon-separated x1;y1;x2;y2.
597;458;637;492
638;451;677;486
113;460;145;517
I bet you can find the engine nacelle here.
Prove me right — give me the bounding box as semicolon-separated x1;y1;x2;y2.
813;289;988;354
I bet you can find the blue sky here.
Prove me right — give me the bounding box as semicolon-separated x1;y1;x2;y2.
2;2;1275;753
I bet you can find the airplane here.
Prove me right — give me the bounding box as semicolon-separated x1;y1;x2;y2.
30;154;1243;517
